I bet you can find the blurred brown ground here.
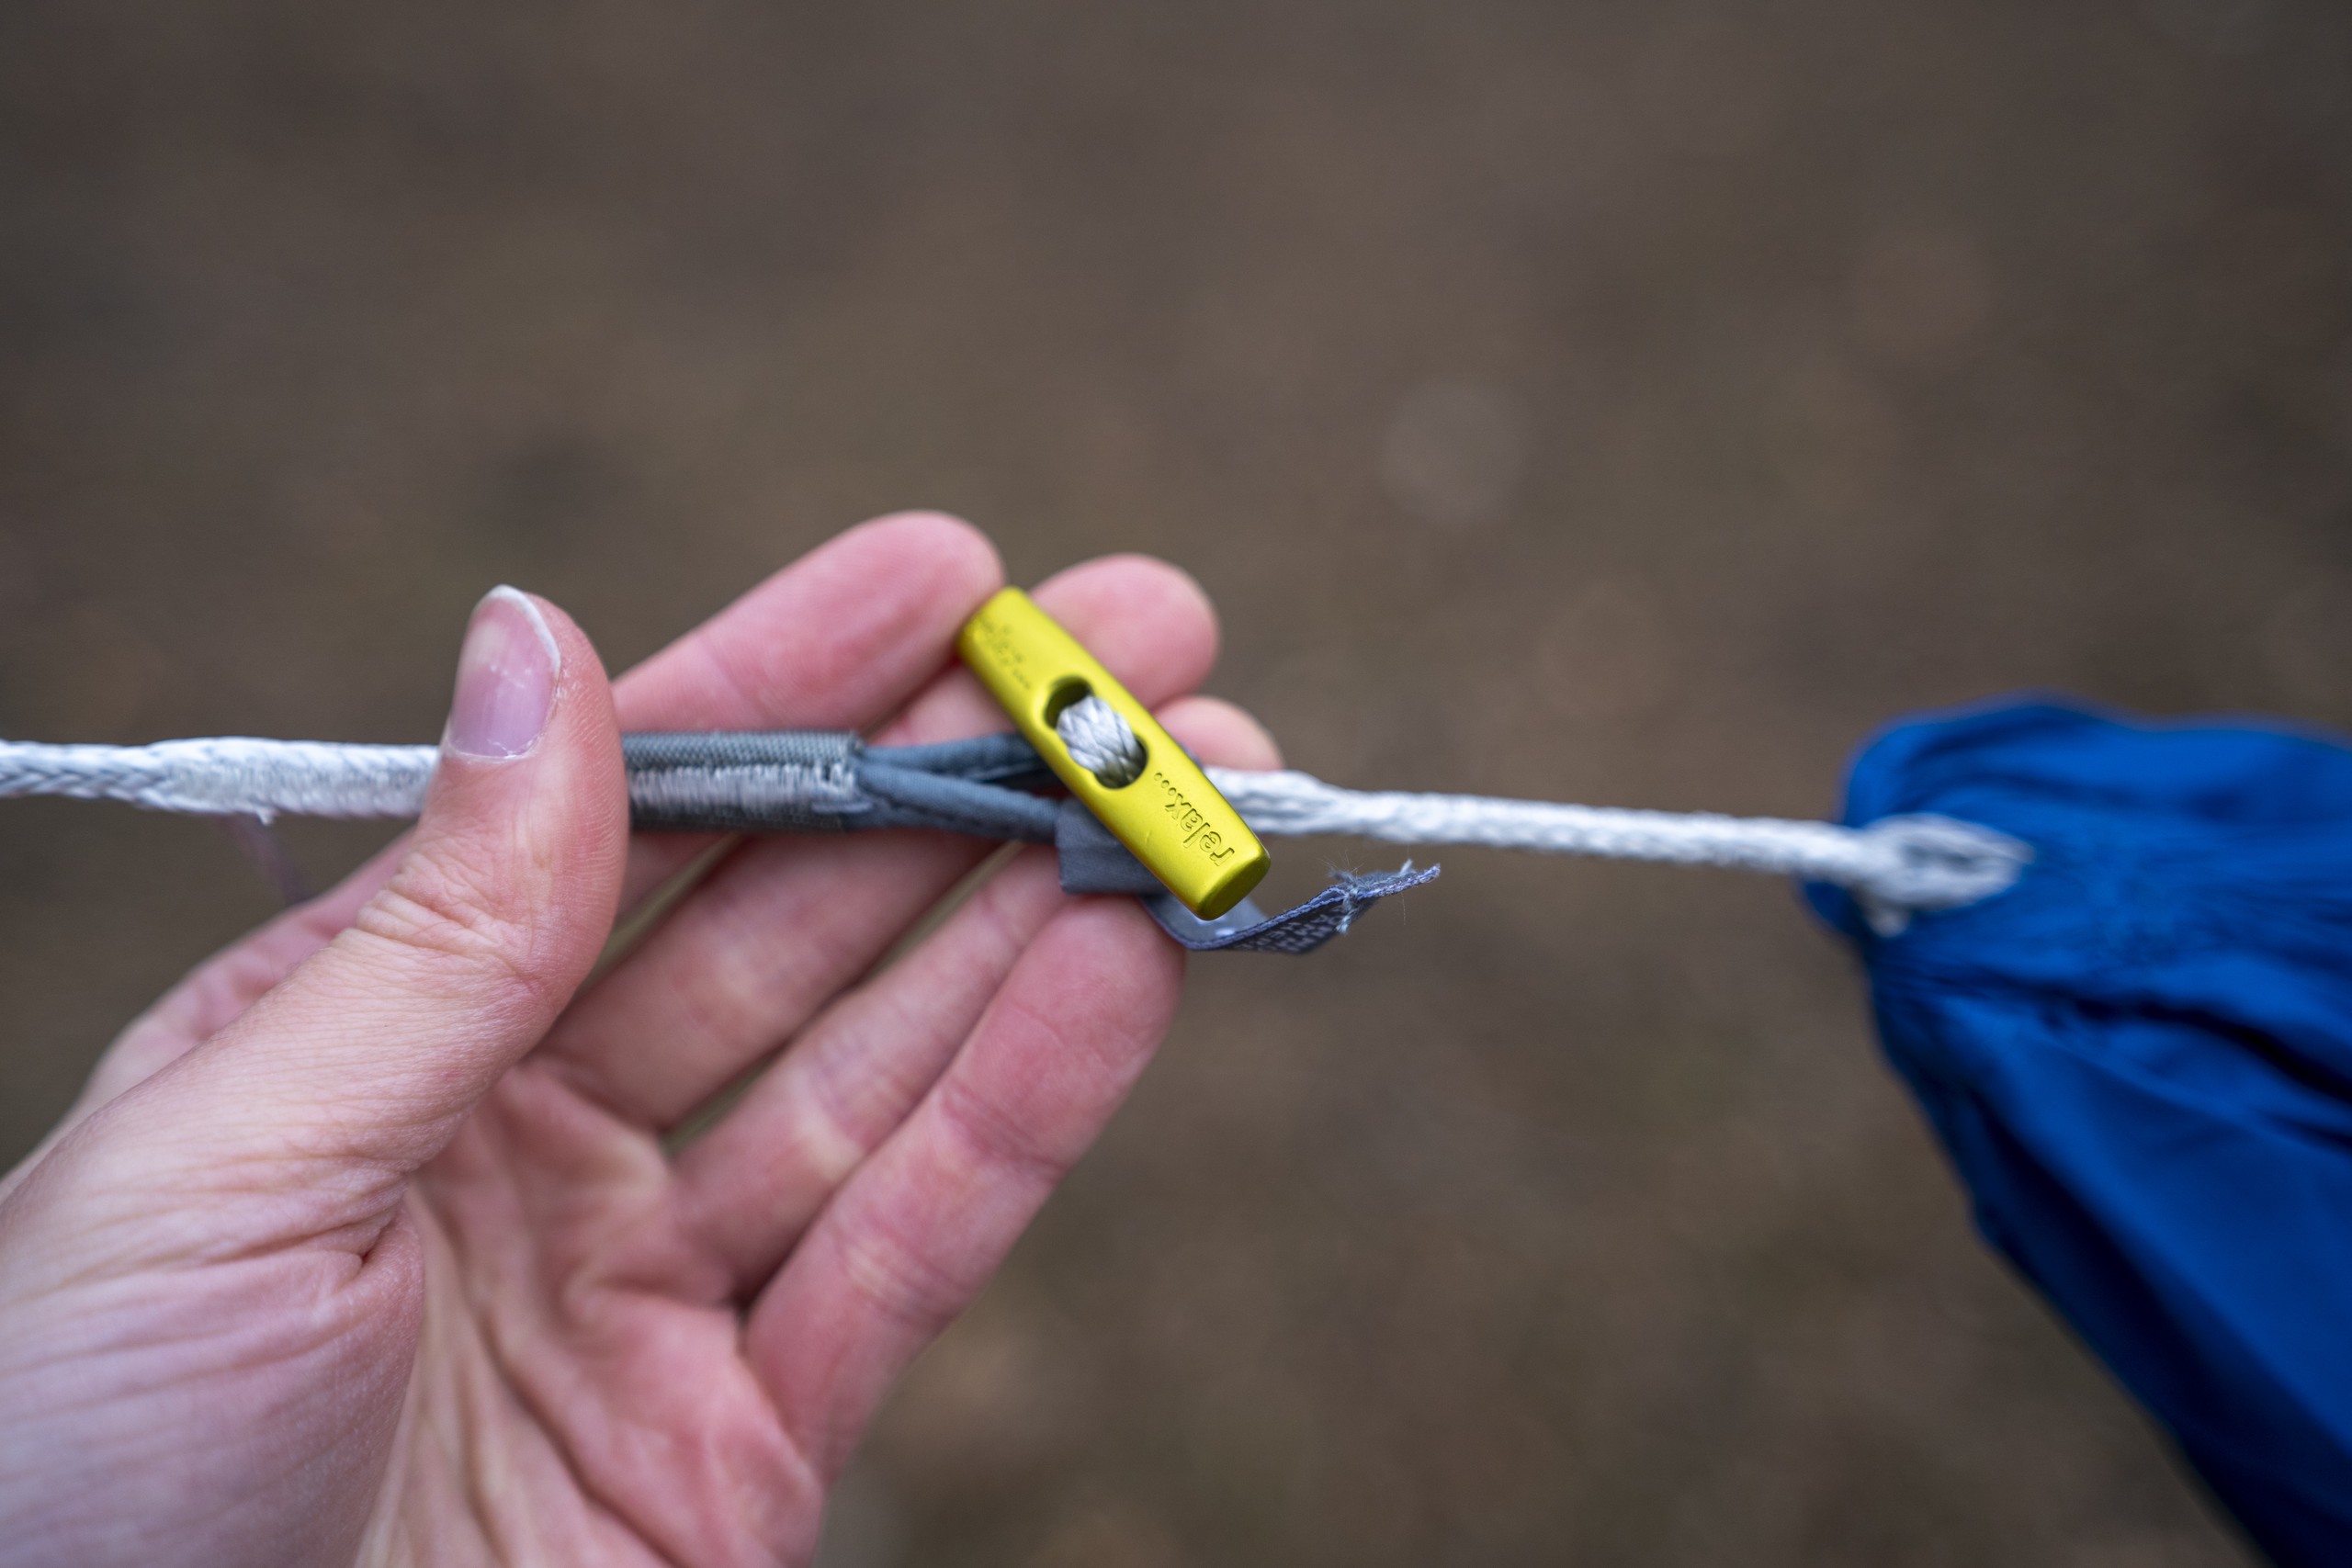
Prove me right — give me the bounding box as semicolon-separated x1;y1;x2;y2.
5;2;2349;1562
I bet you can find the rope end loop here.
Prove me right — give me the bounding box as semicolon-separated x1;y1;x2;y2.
1849;814;2033;936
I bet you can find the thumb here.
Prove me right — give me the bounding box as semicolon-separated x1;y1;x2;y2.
150;587;628;1185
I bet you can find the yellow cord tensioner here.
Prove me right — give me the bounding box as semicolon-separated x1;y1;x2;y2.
956;587;1270;919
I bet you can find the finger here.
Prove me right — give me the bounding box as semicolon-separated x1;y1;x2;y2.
744;894;1182;1480
864;552;1224;747
610;512;1004;908
666;694;1279;1292
536;557;1221;1131
105;589;629;1206
1156;694;1283;773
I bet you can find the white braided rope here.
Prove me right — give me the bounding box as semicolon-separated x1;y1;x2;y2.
0;728;2029;929
1050;694;2026;925
0;739;438;819
1201;768;2025;931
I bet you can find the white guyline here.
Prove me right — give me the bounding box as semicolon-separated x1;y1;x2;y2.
0;707;2030;935
1043;696;2024;933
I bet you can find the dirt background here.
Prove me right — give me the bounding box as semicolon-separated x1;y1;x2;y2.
6;3;2350;1563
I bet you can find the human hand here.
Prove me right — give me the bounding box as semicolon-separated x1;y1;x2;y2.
0;514;1278;1568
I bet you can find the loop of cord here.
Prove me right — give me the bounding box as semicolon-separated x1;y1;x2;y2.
1201;770;2024;934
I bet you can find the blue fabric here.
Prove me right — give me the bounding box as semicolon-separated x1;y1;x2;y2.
1807;700;2352;1565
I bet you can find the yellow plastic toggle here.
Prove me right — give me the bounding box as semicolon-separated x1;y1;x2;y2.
956;587;1270;919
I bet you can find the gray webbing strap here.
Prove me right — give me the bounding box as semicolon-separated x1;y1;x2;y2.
623;731;865;833
621;731;1428;954
1052;799;1432;953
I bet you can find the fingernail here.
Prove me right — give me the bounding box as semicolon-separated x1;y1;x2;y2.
446;587;559;760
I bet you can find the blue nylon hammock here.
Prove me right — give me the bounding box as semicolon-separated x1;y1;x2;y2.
1808;699;2352;1565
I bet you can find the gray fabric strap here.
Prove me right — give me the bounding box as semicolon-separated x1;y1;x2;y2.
622;731;1063;840
1051;800;1169;894
869;732;1055;788
620;742;1434;953
1148;869;1439;959
856;761;1059;842
1053;797;1432;952
1139;868;1441;953
623;730;866;833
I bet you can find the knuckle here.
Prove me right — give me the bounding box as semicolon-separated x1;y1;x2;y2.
831;1210;970;1335
350;850;552;1006
933;1070;1070;1193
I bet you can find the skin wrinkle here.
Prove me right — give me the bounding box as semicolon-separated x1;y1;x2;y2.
813;1195;977;1346
758;908;1182;1421
344;892;561;1027
642;938;769;1122
551;833;1000;1129
801;880;1035;1142
424;1077;797;1566
541;1155;692;1309
468;1234;779;1566
662;873;866;1091
5;1122;406;1288
673;856;1065;1291
1;1255;414;1561
761;1063;871;1213
417;1145;615;1565
986;953;1138;1087
686;636;774;739
442;1230;528;1568
809;986;964;1150
171;1091;461;1211
0;1259;374;1400
547;1300;812;1568
354;1245;432;1567
931;1045;1085;1198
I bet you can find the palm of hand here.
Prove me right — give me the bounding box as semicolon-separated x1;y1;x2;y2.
379;840;1139;1568
0;518;1270;1568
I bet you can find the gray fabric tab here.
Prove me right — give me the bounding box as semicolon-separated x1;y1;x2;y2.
1053;799;1166;895
1056;787;1442;952
1141;864;1440;953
